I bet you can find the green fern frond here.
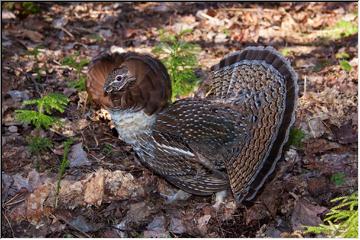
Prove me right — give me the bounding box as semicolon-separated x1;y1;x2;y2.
22;93;69;114
305;192;358;238
16;93;69;129
41;93;69;114
22;98;40;106
15;110;57;129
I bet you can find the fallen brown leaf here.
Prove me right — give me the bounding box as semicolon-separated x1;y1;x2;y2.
20;30;44;43
290;198;328;231
84;168;105;206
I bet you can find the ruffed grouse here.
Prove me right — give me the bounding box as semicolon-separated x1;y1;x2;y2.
86;46;298;203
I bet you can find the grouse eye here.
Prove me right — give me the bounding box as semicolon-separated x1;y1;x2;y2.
115;75;122;81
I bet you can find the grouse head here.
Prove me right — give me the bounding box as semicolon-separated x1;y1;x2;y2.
103;66;136;94
87;52;172;115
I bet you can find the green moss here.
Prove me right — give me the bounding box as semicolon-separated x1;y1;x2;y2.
331;172;346;186
287;127;305;148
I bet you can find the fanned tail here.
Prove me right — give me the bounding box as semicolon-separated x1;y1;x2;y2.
205;46;298;202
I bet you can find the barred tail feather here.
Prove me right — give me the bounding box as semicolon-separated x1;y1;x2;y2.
207;46;298;202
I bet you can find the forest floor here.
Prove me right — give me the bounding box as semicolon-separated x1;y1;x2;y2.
1;2;358;237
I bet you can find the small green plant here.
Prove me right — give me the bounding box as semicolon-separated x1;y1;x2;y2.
305;192;358;238
339;60;352;72
67;75;86;91
62;53;90;92
62;53;90;73
16;110;56;129
331;172;346;186
335;51;350;60
27;136;53;170
222;28;230;37
20;2;40;14
322;19;358;40
102;143;113;156
27;136;53;155
15;93;69;129
55;138;74;206
3;2;40;16
280;48;292;57
153;29;201;100
287;127;305;148
27;45;43;59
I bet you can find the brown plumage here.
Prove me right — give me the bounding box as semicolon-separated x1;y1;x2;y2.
86;46;298;203
87;51;172;115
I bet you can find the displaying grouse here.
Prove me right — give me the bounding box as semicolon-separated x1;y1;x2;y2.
86;46;298;203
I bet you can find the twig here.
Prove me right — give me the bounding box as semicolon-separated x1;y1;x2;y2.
303;75;307;98
4;192;26;207
52;59;62;66
99;137;114;142
59;26;74;39
2;212;15;237
88;153;105;162
4;197;26;207
72;26;94;34
89;125;99;147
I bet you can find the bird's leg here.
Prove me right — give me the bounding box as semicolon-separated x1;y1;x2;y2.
213;190;228;209
161;190;192;204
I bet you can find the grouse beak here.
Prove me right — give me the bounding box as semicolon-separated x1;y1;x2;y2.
103;84;112;94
